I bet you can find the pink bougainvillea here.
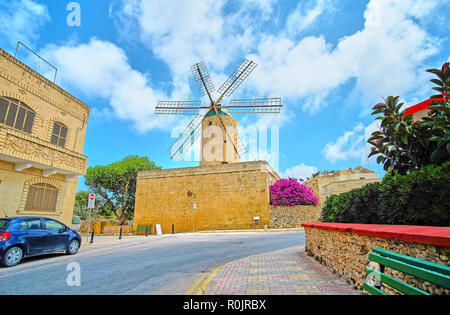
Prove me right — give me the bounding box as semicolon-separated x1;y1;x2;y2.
270;178;318;207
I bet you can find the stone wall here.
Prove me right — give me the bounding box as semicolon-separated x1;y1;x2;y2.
135;161;279;233
0;162;77;225
0;49;89;154
81;219;133;235
200;114;239;166
269;205;320;228
304;225;450;295
0;48;90;225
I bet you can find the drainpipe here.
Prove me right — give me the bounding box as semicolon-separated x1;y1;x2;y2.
73;114;86;152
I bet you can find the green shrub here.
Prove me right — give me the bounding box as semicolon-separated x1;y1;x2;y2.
320;162;450;226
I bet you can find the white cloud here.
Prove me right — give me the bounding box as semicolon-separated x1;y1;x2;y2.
0;0;50;50
110;0;274;100
113;1;230;72
249;35;348;106
245;0;277;18
282;163;318;181
41;38;172;132
286;0;334;36
39;0;445;138
323;121;380;163
249;0;442;112
107;0;446;133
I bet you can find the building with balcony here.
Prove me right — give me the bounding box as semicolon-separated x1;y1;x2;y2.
0;48;89;225
306;166;381;207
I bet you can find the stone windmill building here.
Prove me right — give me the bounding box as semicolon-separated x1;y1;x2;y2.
134;60;282;232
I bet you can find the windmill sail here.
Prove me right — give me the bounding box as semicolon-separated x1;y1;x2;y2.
227;98;282;113
191;61;215;99
227;127;248;157
155;58;281;163
217;59;257;98
155;100;201;115
168;113;204;161
236;137;247;157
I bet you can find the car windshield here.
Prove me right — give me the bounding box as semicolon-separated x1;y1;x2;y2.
0;219;11;231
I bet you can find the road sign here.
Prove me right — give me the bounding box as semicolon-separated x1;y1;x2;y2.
88;193;95;209
193;197;197;210
155;224;162;235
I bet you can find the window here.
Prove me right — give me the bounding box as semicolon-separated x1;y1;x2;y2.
0;219;11;231
0;97;35;133
20;218;43;230
25;183;58;212
44;219;65;231
50;122;68;148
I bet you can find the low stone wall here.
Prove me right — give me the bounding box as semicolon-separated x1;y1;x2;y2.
303;223;450;295
269;205;320;228
81;220;133;235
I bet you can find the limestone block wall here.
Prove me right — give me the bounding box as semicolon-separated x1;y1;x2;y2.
0;49;89;154
0;161;78;225
134;161;279;233
303;223;450;295
80;220;133;235
269;205;320;228
0;48;90;225
200;114;239;166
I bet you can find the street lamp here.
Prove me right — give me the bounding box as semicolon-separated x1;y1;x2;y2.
187;190;197;232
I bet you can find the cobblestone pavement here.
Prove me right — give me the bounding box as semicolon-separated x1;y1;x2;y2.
204;245;361;295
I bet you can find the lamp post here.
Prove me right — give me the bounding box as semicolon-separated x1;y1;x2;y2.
187;189;197;232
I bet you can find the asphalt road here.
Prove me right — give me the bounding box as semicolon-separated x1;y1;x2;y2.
0;232;305;295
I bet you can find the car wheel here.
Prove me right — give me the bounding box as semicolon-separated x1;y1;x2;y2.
66;239;80;255
1;246;23;267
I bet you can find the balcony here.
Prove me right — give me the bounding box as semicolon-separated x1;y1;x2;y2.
0;125;88;179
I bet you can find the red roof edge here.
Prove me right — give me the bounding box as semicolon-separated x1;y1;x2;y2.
402;94;445;120
302;222;450;247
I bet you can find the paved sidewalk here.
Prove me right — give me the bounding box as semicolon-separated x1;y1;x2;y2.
203;245;361;295
198;228;303;233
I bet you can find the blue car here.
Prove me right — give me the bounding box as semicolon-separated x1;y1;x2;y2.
0;216;82;267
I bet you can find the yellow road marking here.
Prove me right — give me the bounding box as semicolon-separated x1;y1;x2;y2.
185;272;209;295
195;266;221;295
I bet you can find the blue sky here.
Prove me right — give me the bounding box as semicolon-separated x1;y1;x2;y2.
0;0;449;190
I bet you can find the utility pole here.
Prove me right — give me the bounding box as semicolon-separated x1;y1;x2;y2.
87;193;95;242
193;193;197;232
188;190;197;232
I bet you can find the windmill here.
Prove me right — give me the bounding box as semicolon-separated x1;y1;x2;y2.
155;59;282;165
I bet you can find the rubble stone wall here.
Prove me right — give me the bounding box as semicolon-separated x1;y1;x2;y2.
304;226;450;295
269;205;320;228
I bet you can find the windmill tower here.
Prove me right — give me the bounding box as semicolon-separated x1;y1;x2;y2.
155;59;282;165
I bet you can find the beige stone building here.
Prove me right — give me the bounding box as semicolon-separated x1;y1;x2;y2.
135;99;283;233
306;166;381;207
0;48;89;225
135;161;279;233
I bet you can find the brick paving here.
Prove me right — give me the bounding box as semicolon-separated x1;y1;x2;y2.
204;245;361;295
